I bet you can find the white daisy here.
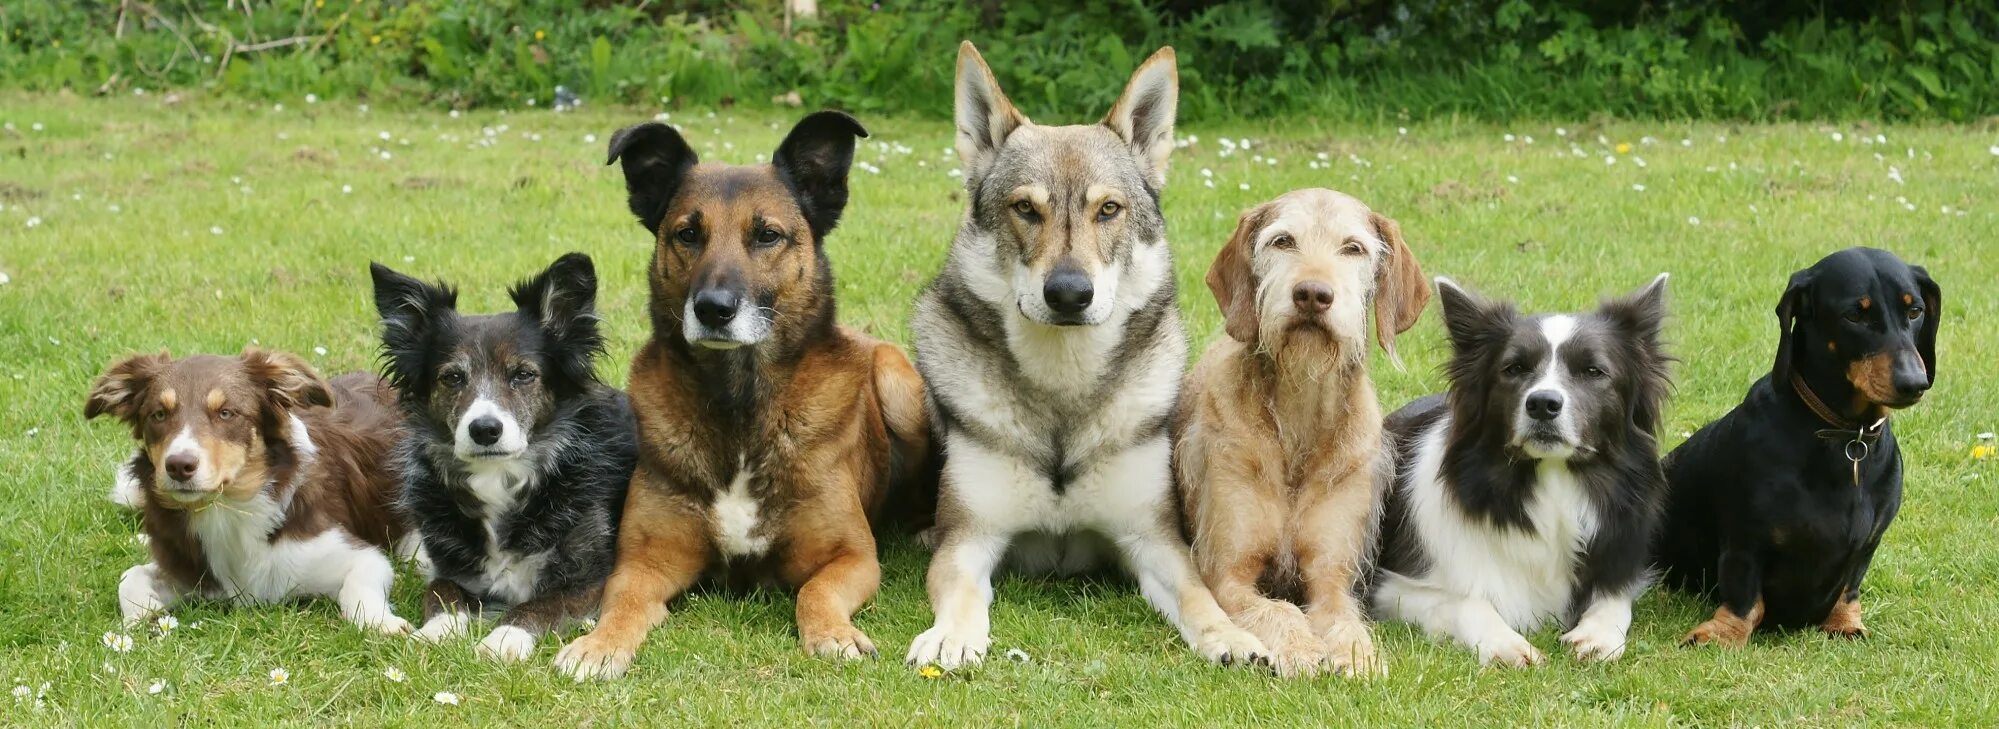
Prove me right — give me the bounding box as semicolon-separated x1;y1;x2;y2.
101;632;133;653
433;691;460;706
383;667;407;683
268;668;289;686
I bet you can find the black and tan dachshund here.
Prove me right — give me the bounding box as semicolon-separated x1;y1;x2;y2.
1659;247;1940;646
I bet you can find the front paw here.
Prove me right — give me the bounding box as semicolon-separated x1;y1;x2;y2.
802;623;878;661
1322;622;1384;677
905;625;989;670
346;608;412;636
1682;618;1751;648
1265;634;1329;679
1561;621;1627;662
411;612;469;643
554;632;637;681
477;625;538;662
1194;625;1269;668
1476;632;1544;668
1821;602;1868;640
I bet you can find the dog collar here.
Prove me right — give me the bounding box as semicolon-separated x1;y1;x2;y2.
1791;374;1888;488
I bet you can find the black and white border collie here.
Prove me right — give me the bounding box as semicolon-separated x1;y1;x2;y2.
371;253;638;662
1368;275;1672;666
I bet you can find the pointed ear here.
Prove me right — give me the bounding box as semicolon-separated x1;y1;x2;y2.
954;42;1029;185
86;351;172;425
606;122;699;235
772;111;869;242
1436;277;1512;355
511;252;606;385
241;348;332;413
1102;47;1178;189
1912;264;1941;383
1207;203;1271;343
1369;212;1429;368
1772;268;1814;385
1602;273;1670;345
369;262;457;394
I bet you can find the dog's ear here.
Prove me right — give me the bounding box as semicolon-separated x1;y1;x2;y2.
1772;268;1814;385
1912;264;1941;383
773;111;869;242
1207;203;1271;343
606;122;699;235
1369;212;1429;368
240;348;333;414
1102;47;1179;189
370;262;458;394
511;252;606;386
1436;277;1513;356
1602;273;1670;344
954;41;1029;185
86;351;172;426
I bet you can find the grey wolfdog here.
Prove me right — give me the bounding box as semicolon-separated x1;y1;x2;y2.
904;42;1268;670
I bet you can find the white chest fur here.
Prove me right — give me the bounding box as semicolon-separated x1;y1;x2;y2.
1401;420;1598;630
463;459;550;604
710;460;771;558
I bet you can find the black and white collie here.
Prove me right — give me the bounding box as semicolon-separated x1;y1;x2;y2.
371;253;638;662
1368;275;1672;666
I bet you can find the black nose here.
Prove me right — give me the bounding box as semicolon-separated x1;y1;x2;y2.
1043;266;1094;317
692;288;742;328
1891;369;1932;398
1525;391;1564;421
1293;281;1334;314
468;417;504;446
164;453;199;483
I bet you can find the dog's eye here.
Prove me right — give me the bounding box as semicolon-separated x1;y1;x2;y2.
754;227;783;246
1011;200;1038;219
510;367;539;385
1096;201;1122;221
1582;366;1607;379
150;410;168;423
1906;307;1923;321
439;371;466;388
1843;309;1864;323
674;226;699;245
216;408;235;420
1503;363;1533;377
1340;241;1366;256
1270;235;1296;250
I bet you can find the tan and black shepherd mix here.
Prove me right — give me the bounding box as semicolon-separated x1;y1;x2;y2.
554;112;931;679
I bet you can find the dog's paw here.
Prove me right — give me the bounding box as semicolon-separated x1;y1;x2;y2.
803;623;878;661
1266;634;1329;679
554;633;636;681
1476;632;1544;668
477;626;538;662
370;615;414;637
1561;621;1627;662
1821;601;1868;640
905;625;989;670
411;612;469;643
1194;625;1269;669
1681;618;1751;649
1322;622;1385;678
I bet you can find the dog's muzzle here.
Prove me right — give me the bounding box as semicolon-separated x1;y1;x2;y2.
1041;264;1094;326
684;286;766;349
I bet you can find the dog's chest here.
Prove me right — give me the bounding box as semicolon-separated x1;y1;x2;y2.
708;458;774;559
188;494;369;602
462;464;552;603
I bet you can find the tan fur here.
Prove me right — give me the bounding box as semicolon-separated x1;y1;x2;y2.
1683;597;1766;648
1822;594;1867;638
1846;352;1900;411
1176;190;1427;678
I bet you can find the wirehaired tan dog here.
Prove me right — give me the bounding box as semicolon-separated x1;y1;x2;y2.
1175;189;1428;677
905;42;1267;670
553;111;931;680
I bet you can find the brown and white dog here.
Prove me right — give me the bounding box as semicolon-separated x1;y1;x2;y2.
1174;189;1428;677
85;349;414;633
553;111;931;679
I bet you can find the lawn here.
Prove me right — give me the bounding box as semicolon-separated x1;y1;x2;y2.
0;92;1995;726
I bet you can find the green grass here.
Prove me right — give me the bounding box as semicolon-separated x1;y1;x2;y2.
1;92;1995;726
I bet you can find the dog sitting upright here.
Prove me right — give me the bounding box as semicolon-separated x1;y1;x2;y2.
1369;276;1672;666
1661;248;1940;646
86;349;412;633
371;253;638;662
554;111;932;680
1175;189;1429;677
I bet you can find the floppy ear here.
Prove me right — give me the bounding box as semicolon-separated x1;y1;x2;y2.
510;252;606;386
1912;264;1941;383
240;348;333;413
606;122;699;235
1369;212;1429;368
954;42;1029;185
370;262;458;394
1207;203;1271;343
772;111;869;242
1771;268;1814;385
1102;47;1179;189
86;351;172;425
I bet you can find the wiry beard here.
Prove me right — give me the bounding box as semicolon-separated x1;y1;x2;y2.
1260;320;1363;390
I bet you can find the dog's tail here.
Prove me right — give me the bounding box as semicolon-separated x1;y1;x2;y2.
872;342;939;536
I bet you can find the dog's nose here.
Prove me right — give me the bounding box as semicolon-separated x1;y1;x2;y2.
1292;282;1334;314
468;416;504;446
1891;368;1932;399
692;288;742;328
164;453;199;483
1043;266;1094;317
1525;391;1565;421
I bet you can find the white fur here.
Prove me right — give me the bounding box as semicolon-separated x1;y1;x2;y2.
1371;419;1600;665
1561;586;1636;661
711;459;771;558
681;294;772;350
462;457;550;604
1517;315;1581;459
477;625;538;662
456;396;528;460
414;610;471;643
110;456;144;508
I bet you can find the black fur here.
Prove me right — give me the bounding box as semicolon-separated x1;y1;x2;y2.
606;122;699;235
771;110;869;241
1659;247;1940;630
371;254;637;632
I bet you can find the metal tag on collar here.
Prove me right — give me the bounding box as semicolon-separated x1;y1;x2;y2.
1844;417;1885;488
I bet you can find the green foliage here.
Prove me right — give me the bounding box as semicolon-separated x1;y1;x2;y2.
1;0;1995;121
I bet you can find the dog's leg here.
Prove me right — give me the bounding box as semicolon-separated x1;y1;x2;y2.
336;548;411;635
1297;470;1382;677
118;563;182;628
784;493;883;661
1188;481;1323;676
412;578;474;643
1373;574;1542;667
1683;545;1764;648
480;585;604;662
109;456;144;509
1822;587;1866;639
554;478;710;680
905;529;1009;669
1560;587;1638;661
